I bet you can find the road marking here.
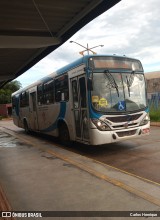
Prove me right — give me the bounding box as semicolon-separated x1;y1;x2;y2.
0;185;16;220
45;149;160;207
1;127;160;207
54;142;160;187
93;159;160;187
0;185;11;210
50;141;160;187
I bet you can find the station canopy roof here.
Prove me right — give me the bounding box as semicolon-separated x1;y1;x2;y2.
0;0;121;88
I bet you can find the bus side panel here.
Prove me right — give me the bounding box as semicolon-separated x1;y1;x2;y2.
12;95;21;128
12;110;20;128
63;101;76;141
37;103;60;136
19;107;30;128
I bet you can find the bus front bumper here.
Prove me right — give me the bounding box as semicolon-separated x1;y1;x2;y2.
89;123;150;145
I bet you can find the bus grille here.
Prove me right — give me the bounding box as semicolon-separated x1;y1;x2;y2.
113;123;138;129
116;129;137;137
106;113;142;123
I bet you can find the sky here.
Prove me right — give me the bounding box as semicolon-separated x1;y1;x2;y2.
16;0;160;88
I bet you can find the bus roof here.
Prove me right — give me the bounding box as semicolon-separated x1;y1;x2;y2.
12;54;140;96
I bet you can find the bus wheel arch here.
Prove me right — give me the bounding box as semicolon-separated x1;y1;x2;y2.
23;118;30;134
57;120;70;145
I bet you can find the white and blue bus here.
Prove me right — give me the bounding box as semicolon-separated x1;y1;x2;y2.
12;55;150;145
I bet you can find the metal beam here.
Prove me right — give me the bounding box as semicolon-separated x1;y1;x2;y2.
0;36;61;48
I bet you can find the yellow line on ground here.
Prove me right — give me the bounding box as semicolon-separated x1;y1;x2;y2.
49;140;160;187
2;127;160;207
56;144;160;187
0;185;15;220
45;149;160;207
92;158;160;187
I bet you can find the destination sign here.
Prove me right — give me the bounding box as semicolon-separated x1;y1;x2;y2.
89;57;143;71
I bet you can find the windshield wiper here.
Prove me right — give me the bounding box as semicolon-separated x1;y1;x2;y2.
104;70;119;97
126;71;135;97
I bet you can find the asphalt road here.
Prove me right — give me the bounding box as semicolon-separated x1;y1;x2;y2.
0;120;160;184
0;120;160;219
66;127;160;184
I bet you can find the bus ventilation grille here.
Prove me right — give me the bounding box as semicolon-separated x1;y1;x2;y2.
106;113;143;123
116;129;137;137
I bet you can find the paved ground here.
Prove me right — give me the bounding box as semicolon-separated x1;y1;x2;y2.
63;126;160;183
0;120;160;219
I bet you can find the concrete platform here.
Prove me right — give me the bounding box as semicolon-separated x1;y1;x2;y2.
0;122;160;219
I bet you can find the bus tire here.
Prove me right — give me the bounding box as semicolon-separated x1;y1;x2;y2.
59;123;70;145
24;120;30;134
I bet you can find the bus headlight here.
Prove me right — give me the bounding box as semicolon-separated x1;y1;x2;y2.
91;119;111;131
140;113;150;126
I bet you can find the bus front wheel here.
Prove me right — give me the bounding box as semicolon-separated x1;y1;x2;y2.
59;123;70;145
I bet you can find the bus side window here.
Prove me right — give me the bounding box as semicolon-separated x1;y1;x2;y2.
20;91;29;107
43;80;54;105
20;93;23;107
38;80;54;105
79;77;87;108
26;91;29;106
12;96;16;109
72;80;79;108
37;84;43;105
55;74;69;102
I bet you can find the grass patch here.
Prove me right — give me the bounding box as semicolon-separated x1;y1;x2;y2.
149;109;160;122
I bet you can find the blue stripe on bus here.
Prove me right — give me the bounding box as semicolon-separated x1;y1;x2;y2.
87;93;102;119
40;102;66;132
89;102;102;119
145;107;149;113
39;76;53;83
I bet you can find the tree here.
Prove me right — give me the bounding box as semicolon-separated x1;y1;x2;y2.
0;80;22;104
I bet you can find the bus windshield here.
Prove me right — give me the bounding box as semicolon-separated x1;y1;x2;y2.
91;72;147;113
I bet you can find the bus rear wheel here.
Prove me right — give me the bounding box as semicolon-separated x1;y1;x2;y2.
24;120;30;134
59;123;70;145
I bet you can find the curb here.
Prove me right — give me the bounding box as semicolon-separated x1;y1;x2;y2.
0;185;15;220
1;118;13;121
150;122;160;127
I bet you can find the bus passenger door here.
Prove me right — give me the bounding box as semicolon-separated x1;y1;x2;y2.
71;76;89;142
29;92;38;130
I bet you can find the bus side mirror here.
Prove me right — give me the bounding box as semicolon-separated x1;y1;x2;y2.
87;78;93;91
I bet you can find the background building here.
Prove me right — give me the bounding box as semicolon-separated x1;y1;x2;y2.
145;71;160;109
0;104;12;118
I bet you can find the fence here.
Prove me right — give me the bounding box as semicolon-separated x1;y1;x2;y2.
148;93;160;110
